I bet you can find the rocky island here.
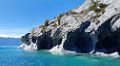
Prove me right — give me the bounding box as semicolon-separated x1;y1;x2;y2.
19;0;120;58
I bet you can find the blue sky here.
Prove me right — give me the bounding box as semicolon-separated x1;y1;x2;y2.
0;0;85;38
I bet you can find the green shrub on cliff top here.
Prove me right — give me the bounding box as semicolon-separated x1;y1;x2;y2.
90;0;108;19
89;0;108;24
40;20;49;32
44;20;49;26
52;23;58;28
99;3;108;9
57;14;63;25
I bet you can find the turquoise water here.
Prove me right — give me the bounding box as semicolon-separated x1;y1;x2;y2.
0;46;120;66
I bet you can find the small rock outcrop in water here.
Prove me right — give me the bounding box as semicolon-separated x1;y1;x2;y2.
19;0;120;57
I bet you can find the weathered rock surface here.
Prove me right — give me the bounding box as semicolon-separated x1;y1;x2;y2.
19;0;120;57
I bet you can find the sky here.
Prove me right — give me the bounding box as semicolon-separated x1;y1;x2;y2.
0;0;85;38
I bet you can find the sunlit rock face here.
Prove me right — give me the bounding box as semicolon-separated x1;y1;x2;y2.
20;0;120;56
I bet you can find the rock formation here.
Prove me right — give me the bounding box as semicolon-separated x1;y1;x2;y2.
19;0;120;57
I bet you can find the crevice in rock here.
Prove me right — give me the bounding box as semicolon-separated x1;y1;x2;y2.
63;21;94;53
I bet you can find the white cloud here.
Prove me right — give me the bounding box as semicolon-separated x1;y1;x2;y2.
0;27;31;38
0;34;24;38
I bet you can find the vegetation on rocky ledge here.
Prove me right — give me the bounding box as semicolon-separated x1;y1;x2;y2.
90;0;108;16
89;0;108;24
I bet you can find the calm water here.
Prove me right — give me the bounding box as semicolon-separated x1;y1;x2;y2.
0;46;120;66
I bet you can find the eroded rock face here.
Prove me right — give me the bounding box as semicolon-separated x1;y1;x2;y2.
21;33;31;45
36;31;53;50
63;31;94;53
51;28;62;46
94;14;120;54
95;30;120;55
31;36;37;44
20;0;120;56
97;14;120;39
63;21;94;53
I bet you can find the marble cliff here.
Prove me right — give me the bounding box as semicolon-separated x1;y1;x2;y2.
19;0;120;57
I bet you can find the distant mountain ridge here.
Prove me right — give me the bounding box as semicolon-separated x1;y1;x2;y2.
0;37;21;46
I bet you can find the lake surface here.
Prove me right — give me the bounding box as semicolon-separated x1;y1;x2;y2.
0;45;120;66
